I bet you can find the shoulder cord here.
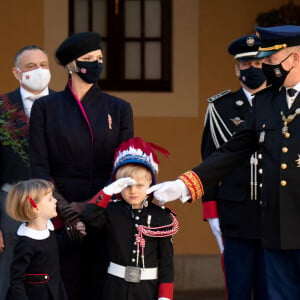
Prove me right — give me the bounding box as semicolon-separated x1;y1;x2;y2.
206;102;258;200
135;213;179;268
206;103;233;149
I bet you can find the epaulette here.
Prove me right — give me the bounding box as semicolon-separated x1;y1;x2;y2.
251;85;273;97
208;89;231;103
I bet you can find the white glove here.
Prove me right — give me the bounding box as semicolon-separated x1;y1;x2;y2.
147;179;190;204
103;177;136;195
207;218;224;253
158;298;171;300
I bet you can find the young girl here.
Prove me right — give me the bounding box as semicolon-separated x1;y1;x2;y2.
82;137;179;300
6;179;68;300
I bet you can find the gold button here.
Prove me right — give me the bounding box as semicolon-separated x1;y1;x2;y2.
281;163;287;169
281;180;287;187
282;147;288;153
285;132;290;138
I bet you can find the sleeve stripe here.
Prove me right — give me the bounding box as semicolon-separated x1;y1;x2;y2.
178;170;204;203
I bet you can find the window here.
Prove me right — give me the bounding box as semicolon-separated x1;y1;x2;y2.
69;0;172;91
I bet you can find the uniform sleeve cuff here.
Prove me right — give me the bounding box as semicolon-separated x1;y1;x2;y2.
89;190;111;208
158;282;174;299
202;201;218;220
178;170;204;203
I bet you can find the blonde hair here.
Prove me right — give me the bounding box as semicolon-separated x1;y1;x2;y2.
65;60;79;73
115;164;152;183
6;179;54;222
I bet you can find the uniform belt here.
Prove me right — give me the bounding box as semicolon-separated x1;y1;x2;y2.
26;273;50;283
1;183;12;193
107;262;157;282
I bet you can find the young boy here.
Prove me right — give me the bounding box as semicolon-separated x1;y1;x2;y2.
82;137;178;300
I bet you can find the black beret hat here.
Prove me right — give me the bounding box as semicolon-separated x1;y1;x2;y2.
228;34;261;61
56;32;102;66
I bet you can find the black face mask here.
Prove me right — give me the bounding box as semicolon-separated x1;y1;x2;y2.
239;67;266;90
76;60;103;83
262;53;293;89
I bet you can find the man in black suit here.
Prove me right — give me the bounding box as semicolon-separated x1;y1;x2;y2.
0;45;53;300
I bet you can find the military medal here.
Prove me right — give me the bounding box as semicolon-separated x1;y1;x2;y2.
281;109;300;135
235;100;244;107
296;154;300;168
230;116;244;126
259;131;265;143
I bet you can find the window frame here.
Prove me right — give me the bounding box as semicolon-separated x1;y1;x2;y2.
68;0;172;91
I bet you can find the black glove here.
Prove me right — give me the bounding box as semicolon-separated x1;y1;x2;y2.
54;191;85;241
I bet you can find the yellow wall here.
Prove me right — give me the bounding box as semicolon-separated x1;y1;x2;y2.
0;0;298;254
0;1;44;91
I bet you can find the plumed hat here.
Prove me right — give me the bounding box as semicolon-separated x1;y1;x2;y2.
111;137;169;184
56;32;102;66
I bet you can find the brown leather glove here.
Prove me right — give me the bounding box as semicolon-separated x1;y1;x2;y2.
54;191;85;241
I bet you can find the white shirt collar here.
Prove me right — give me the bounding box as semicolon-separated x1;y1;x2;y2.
242;87;254;105
20;86;49;117
290;82;300;93
17;220;54;240
20;86;49;101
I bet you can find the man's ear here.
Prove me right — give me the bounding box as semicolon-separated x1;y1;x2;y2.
12;67;21;81
235;64;240;78
292;51;300;67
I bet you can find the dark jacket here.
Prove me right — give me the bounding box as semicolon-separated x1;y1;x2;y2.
0;89;29;185
0;88;55;186
7;230;67;300
194;87;300;249
82;200;174;300
201;88;261;239
29;83;134;203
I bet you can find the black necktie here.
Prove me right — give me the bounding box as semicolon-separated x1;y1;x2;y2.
287;88;297;97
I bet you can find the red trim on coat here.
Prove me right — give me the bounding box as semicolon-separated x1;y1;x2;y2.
89;190;111;208
202;201;218;220
158;282;174;299
26;273;50;283
68;79;94;143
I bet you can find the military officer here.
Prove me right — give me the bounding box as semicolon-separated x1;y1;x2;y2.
148;25;300;300
201;34;267;300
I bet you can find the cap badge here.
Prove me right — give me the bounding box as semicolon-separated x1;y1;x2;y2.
246;36;255;47
230;116;244;126
235;100;244;106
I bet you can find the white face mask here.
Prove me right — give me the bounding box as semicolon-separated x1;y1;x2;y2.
19;67;51;91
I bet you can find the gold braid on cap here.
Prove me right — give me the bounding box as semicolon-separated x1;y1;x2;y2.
259;43;287;51
178;170;204;203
